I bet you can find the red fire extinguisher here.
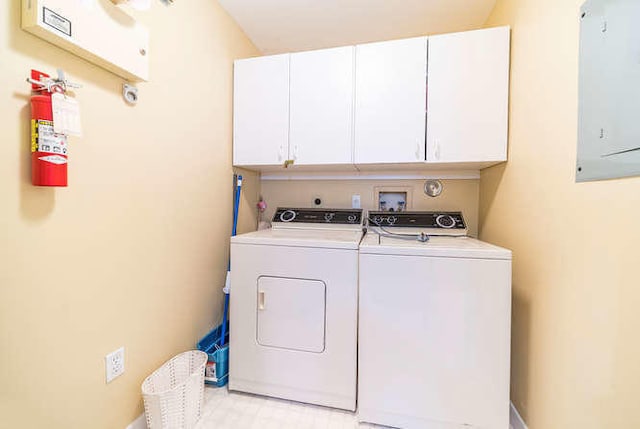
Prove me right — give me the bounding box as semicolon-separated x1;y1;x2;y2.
29;69;68;187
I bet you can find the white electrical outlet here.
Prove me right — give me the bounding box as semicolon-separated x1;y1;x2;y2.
105;347;125;383
352;194;361;209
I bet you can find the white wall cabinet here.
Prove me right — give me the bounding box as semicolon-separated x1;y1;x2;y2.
290;47;355;165
232;27;510;171
354;37;428;164
233;54;290;166
426;27;510;163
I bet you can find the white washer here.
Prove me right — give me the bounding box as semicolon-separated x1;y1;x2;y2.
229;208;363;411
358;211;512;429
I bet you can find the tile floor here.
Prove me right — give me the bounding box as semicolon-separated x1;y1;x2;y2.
196;386;515;429
195;386;386;428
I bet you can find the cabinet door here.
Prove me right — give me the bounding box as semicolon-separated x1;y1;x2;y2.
290;47;354;165
427;27;510;163
233;54;290;166
354;37;428;164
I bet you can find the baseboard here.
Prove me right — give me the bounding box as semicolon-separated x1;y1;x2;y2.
510;402;528;429
125;413;147;429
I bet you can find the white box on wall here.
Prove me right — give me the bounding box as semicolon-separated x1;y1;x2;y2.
22;0;149;82
577;0;640;181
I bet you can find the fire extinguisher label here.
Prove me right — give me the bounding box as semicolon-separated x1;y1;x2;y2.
31;120;68;155
38;155;68;165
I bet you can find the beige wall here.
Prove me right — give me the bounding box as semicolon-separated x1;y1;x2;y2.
481;1;640;428
0;1;258;428
261;179;480;236
235;168;260;234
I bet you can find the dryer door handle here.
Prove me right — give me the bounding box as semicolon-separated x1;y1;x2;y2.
258;290;265;310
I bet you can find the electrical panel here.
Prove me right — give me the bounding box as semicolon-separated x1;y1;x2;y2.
577;0;640;181
22;0;149;82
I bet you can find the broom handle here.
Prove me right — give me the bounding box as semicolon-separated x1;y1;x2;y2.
220;175;242;347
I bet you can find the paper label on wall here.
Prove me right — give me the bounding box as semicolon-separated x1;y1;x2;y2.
43;7;72;37
52;93;82;137
32;120;68;155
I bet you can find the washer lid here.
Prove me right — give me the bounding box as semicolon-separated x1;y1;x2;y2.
231;228;363;250
359;234;511;260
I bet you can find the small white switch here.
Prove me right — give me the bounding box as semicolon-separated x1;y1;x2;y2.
352;194;361;209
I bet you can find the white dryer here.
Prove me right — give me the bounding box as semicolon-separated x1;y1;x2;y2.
358;211;512;429
229;208;363;411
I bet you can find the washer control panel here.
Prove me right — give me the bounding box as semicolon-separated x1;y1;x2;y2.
368;211;466;230
273;208;363;225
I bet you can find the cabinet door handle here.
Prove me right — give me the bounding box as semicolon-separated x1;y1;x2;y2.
293;145;299;161
434;140;440;161
416;142;423;160
258;290;265;310
278;145;283;162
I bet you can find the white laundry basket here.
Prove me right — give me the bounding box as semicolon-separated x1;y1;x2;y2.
142;350;208;429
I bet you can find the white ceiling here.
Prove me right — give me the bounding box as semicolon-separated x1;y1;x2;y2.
218;0;497;54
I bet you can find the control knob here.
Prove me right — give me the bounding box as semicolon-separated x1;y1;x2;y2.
324;212;335;222
279;210;297;222
435;214;456;228
347;214;357;223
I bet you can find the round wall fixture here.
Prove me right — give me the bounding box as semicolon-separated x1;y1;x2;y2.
424;179;443;197
123;84;139;105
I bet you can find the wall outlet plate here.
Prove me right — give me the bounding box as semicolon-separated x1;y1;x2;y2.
105;346;125;383
352;194;361;209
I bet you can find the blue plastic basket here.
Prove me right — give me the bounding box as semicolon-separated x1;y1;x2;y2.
197;323;229;387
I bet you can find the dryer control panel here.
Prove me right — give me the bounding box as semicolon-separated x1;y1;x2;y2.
368;211;466;230
273;208;363;226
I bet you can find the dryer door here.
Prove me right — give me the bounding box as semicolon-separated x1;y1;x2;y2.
256;276;326;353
